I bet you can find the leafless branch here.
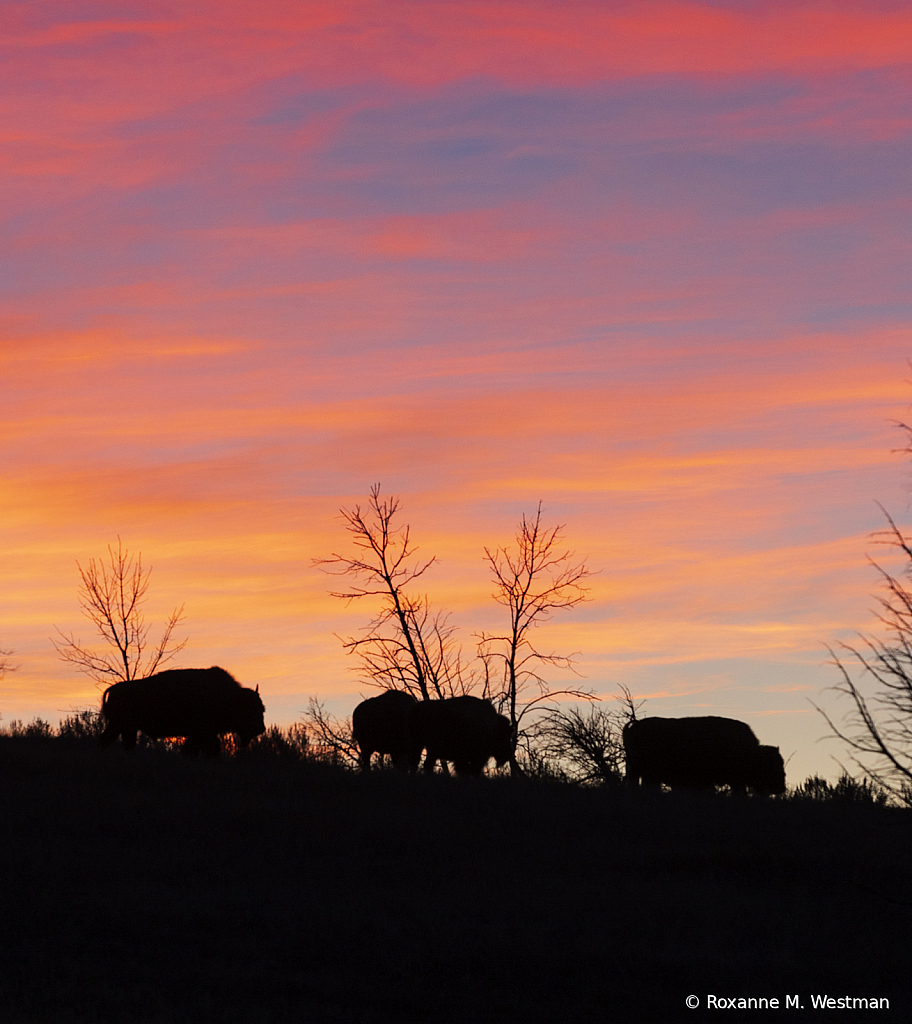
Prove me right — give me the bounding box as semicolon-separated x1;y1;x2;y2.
301;697;359;768
614;683;644;726
317;490;598;782
532;703;627;786
478;502;595;730
817;508;912;804
315;485;468;699
52;538;186;685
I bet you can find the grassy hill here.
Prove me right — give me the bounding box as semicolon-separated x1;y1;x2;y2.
0;732;907;1023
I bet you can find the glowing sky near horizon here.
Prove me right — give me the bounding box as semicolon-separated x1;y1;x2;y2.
2;0;911;781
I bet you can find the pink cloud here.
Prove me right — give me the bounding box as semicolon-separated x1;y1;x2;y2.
1;0;908;778
3;3;909;127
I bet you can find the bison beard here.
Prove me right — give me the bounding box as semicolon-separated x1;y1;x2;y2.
622;716;786;794
98;666;266;757
408;695;514;776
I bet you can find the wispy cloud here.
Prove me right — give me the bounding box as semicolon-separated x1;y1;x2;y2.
1;1;908;784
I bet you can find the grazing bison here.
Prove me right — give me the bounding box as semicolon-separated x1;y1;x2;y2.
408;695;514;776
98;666;266;757
352;689;419;771
622;716;786;794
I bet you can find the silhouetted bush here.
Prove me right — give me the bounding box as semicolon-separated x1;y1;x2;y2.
790;772;890;805
56;709;105;744
248;723;311;761
526;704;626;786
1;716;54;740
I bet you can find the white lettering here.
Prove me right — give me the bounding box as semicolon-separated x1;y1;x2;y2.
810;995;889;1009
786;995;800;1009
706;995;781;1009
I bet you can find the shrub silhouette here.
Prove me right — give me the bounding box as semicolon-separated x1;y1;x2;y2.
791;773;889;805
2;717;54;740
57;709;105;744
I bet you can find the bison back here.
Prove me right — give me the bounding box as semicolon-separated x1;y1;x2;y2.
100;667;265;749
623;716;767;790
352;690;418;769
409;695;513;775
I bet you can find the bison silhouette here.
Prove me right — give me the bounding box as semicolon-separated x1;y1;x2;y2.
408;695;514;776
352;689;419;771
98;666;266;757
623;715;786;794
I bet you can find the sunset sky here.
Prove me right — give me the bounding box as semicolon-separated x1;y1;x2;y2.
2;0;911;781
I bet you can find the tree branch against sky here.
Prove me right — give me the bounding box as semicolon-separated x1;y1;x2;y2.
813;409;912;801
478;503;595;732
315;484;469;700
53;539;186;685
317;490;594;751
818;503;912;803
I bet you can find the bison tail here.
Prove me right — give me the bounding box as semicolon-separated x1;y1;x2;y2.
100;685;116;716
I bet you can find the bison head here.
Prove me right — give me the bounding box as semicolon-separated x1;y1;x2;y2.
237;687;267;747
756;745;786;794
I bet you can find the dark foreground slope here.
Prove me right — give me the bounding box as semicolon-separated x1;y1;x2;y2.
0;737;908;1023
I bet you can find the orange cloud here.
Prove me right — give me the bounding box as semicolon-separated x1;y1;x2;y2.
1;1;907;778
193;206;556;263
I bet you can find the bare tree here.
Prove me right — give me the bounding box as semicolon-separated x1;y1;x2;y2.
318;490;597;778
533;706;622;785
817;504;912;803
53;538;186;685
522;686;640;785
478;503;595;734
0;647;13;678
301;697;360;768
315;485;470;700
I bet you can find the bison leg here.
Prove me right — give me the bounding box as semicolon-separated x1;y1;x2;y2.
624;757;645;786
390;749;412;771
98;722;121;751
181;734;220;757
120;728;138;752
358;746;373;772
199;734;221;758
405;742;423;773
633;771;661;790
423;751;449;774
